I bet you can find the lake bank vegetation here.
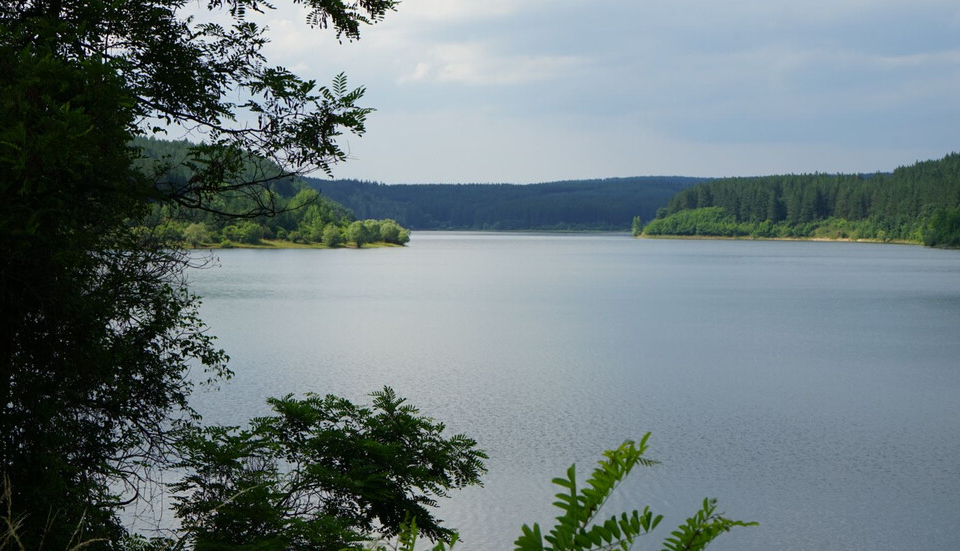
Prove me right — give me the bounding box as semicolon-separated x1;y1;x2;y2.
639;153;960;247
137;138;410;248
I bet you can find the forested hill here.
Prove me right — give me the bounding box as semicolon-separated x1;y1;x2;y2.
304;177;704;230
644;153;960;247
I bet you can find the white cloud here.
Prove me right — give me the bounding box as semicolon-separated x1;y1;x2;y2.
874;50;960;68
400;62;432;83
399;42;585;85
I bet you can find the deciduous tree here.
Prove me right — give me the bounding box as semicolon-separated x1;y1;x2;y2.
1;0;395;546
347;219;373;247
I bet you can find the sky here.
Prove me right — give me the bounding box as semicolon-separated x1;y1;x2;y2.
202;0;960;183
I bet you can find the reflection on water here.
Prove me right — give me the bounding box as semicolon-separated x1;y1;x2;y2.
186;233;960;551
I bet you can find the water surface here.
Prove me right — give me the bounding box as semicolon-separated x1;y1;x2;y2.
187;233;960;550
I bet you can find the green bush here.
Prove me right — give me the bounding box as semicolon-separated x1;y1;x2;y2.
923;208;960;247
323;223;344;246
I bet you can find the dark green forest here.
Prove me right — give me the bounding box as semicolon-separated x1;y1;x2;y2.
307;176;703;231
643;153;960;247
136;137;410;247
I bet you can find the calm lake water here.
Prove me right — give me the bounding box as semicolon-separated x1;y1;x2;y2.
185;233;960;550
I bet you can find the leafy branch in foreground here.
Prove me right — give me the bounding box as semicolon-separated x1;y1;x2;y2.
514;435;661;551
660;498;755;551
392;433;754;551
2;0;397;546
169;387;486;551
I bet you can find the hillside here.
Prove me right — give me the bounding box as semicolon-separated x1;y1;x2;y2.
305;177;703;231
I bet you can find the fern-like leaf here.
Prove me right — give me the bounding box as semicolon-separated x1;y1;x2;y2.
660;498;758;551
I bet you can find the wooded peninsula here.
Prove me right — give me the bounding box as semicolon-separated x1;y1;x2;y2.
641;153;960;247
137;137;410;248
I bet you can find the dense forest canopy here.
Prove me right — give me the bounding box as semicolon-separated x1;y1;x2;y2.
643;153;960;247
308;176;704;231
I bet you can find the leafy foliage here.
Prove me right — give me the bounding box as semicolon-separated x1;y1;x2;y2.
923;207;960;248
514;436;662;551
169;388;486;551
660;499;755;551
388;434;754;551
643;207;748;238
346;220;375;247
0;30;230;549
1;0;397;547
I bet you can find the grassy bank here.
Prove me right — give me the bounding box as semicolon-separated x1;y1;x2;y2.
637;234;916;245
188;239;405;250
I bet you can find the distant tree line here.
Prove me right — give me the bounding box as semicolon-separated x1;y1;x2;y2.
306;176;704;231
643;153;960;246
137;137;409;247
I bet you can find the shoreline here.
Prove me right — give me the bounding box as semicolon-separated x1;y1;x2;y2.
187;239;404;250
189;233;928;248
637;234;918;245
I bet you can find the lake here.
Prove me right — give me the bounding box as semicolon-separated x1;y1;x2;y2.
185;232;960;550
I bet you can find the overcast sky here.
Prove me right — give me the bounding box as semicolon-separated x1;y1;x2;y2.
221;0;960;183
